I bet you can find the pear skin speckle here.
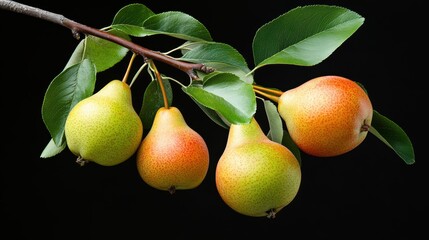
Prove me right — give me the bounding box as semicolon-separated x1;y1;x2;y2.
278;75;373;157
215;118;301;217
64;80;143;166
136;107;210;191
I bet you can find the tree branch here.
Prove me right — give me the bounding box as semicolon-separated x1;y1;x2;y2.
0;0;214;80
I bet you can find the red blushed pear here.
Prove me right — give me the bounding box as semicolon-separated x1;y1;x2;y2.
136;106;210;194
278;75;373;157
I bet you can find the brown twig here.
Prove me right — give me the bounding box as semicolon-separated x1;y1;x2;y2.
0;0;214;80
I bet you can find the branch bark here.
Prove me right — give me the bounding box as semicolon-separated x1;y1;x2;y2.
0;0;214;79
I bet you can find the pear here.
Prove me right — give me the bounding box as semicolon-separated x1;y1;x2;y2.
278;75;373;157
136;106;209;194
215;118;301;218
64;80;143;166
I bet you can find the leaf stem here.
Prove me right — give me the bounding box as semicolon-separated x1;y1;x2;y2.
0;0;215;80
130;62;148;87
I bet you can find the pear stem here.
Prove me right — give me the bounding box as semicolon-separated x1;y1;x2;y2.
253;84;284;97
149;60;169;109
122;52;137;84
253;88;279;103
0;0;215;80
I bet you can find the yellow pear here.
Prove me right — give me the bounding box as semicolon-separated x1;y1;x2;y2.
215;118;301;218
136;106;210;194
278;75;373;157
64;80;143;166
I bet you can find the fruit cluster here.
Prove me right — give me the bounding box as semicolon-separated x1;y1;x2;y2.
0;1;414;219
63;75;372;218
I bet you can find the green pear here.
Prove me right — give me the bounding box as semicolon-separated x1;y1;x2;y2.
136;106;209;194
215;118;301;218
64;80;143;166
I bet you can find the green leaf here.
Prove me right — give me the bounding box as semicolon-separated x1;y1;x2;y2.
281;130;302;166
111;25;148;37
84;29;130;72
369;110;415;165
179;41;253;83
264;100;301;165
111;3;156;37
117;11;212;41
264;100;283;144
40;139;67;158
252;5;364;70
112;3;155;26
139;78;173;131
192;100;230;129
41;59;96;147
64;40;85;69
182;72;256;124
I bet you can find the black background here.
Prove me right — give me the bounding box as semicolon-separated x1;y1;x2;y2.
1;0;424;239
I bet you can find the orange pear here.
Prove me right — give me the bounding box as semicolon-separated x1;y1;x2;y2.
215;118;301;218
136;106;209;194
278;75;373;157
